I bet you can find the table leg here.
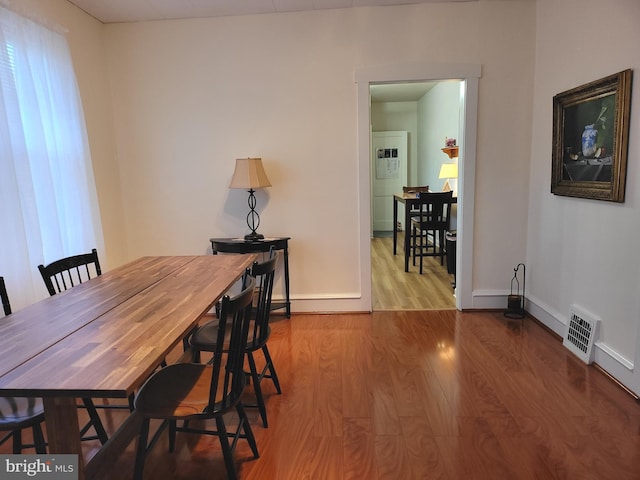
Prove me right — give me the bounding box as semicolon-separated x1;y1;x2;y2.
43;397;85;480
404;202;411;272
393;197;398;255
85;410;142;480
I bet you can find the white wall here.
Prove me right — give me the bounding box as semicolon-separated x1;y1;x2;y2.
528;0;640;395
371;101;418;183
17;1;535;312
101;1;535;312
418;81;461;194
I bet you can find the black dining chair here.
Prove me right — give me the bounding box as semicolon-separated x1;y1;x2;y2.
0;277;47;453
190;253;282;428
410;191;453;274
38;249;125;445
133;274;259;480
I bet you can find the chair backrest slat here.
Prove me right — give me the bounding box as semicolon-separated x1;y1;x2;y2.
38;249;101;296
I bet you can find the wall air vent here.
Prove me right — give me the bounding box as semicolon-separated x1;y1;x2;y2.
563;305;599;364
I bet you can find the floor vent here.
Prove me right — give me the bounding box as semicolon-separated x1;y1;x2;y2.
563;305;599;364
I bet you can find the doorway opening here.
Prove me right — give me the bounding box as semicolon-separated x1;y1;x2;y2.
370;81;460;310
355;62;480;312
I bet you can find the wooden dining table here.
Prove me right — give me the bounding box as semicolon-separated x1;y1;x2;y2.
0;254;256;480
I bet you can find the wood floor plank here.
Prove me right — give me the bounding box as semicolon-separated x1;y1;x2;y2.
312;329;343;437
399;416;448;479
341;330;372;418
374;434;412;480
342;417;376;480
369;366;402;436
389;367;430;417
418;371;460;437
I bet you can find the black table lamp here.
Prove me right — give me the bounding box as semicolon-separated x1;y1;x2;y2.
229;157;272;241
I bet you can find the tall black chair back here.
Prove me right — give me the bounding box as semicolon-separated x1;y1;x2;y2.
38;249;101;295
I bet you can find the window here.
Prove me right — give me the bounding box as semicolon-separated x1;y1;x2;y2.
0;7;103;309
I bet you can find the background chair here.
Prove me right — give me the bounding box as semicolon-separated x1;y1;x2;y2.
0;277;47;453
38;248;101;295
190;253;282;428
410;191;453;274
401;185;429;231
133;275;259;480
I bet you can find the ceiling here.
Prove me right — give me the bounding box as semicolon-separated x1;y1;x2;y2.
67;0;473;24
65;1;461;101
370;82;438;102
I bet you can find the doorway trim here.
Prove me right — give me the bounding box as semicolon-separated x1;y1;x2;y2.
355;63;481;310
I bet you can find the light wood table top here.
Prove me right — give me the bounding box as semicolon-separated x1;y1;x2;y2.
0;254;256;479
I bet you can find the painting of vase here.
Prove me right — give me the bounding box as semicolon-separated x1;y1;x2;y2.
581;124;597;158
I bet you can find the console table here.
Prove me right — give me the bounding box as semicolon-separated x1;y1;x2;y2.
210;237;291;317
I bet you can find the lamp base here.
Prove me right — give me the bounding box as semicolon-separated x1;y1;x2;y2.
244;232;264;241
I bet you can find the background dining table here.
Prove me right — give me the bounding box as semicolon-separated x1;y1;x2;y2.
393;192;457;272
0;253;256;480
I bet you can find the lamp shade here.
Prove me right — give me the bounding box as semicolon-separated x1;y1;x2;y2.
229;158;272;189
438;163;458;179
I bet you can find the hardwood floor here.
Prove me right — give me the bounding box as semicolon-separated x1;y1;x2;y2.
7;311;639;479
372;233;456;310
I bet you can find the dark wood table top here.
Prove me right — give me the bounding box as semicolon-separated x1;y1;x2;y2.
0;254;256;398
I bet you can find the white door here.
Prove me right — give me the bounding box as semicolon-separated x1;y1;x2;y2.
371;131;408;232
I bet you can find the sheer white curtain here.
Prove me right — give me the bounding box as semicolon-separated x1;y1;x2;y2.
0;7;103;310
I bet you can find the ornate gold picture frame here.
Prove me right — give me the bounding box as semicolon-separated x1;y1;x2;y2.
551;69;633;202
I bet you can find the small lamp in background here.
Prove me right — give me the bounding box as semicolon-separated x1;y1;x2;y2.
438;163;458;192
229;157;272;241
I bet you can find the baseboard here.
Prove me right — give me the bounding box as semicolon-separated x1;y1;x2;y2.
523;294;566;337
468;289;509;310
285;293;367;313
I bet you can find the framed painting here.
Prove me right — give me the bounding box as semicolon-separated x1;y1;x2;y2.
551;69;633;202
